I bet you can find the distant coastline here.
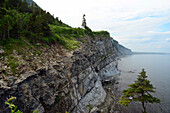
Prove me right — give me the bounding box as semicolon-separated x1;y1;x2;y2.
133;52;170;55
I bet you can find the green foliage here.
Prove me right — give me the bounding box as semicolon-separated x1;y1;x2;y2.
63;37;80;50
54;19;70;27
87;104;93;111
1;69;7;76
93;31;110;37
8;60;19;74
51;26;86;38
5;96;39;113
119;69;160;113
32;109;39;113
0;0;65;41
54;34;80;50
5;96;23;113
0;0;111;53
41;36;56;44
0;38;27;55
50;25;83;50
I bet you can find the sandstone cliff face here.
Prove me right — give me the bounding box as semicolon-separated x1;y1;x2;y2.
0;36;132;113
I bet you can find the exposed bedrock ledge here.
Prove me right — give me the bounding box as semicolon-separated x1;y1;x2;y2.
0;36;132;113
73;78;106;113
0;63;72;113
99;61;120;80
70;66;106;113
71;61;119;113
69;36;129;113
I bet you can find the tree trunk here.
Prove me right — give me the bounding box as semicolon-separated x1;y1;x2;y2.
142;102;147;113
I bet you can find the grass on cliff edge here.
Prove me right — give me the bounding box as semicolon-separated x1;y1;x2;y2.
50;25;110;50
0;25;111;55
0;37;29;55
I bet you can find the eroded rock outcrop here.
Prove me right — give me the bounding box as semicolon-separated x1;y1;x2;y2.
0;36;132;113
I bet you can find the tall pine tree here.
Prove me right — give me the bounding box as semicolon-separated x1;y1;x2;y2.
119;69;160;113
82;14;86;28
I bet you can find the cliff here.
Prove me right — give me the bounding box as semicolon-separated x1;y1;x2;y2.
0;0;133;112
0;36;132;113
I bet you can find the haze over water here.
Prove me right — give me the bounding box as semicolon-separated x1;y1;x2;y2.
118;54;170;113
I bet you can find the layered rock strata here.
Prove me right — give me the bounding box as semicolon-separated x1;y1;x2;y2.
0;36;132;113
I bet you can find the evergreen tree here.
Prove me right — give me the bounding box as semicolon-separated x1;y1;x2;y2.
119;69;160;113
82;14;86;28
0;10;14;40
0;0;68;43
46;12;55;24
81;14;93;36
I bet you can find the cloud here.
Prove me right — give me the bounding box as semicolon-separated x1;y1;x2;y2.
148;31;170;34
156;45;162;48
166;38;170;41
117;38;152;43
166;38;170;42
34;0;170;52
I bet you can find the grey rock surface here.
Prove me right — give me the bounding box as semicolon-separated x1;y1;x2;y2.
0;36;132;113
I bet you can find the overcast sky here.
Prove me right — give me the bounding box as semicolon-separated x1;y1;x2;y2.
34;0;170;53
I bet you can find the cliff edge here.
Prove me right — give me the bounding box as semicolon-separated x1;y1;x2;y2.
0;35;132;113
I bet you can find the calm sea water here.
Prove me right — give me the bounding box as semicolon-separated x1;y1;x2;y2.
118;54;170;113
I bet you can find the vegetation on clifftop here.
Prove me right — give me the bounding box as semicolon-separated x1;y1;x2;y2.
0;0;111;76
0;0;110;51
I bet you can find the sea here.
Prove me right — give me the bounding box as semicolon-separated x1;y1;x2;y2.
118;54;170;113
